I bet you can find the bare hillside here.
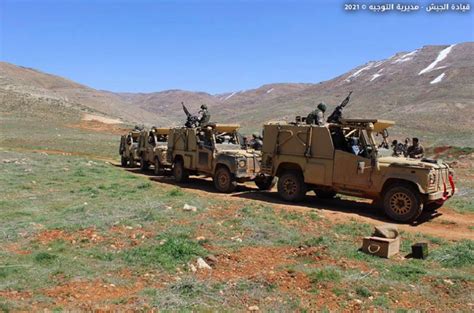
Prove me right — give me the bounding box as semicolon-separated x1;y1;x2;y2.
1;42;472;144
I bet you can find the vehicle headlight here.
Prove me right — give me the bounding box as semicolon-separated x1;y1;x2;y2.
429;172;436;185
238;159;246;168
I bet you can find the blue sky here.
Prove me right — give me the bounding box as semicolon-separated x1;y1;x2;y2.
1;0;473;94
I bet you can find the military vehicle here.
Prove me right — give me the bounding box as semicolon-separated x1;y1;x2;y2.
119;130;141;167
260;118;455;222
138;127;172;175
167;124;275;193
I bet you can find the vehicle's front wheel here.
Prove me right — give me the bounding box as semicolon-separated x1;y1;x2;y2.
255;176;277;191
214;166;237;193
173;159;189;183
120;156;128;167
277;170;306;202
383;184;423;223
153;157;162;175
140;156;149;171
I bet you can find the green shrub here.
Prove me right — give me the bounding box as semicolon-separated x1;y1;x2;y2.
355;286;372;298
167;188;184;197
308;267;341;284
122;235;206;270
34;252;58;264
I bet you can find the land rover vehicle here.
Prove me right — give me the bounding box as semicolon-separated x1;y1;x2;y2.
119;130;141;167
260;118;455;222
138;127;172;174
167;124;275;193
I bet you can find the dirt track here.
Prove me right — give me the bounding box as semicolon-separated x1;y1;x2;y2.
124;168;474;241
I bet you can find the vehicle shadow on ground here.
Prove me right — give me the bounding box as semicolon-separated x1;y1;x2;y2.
123;167;442;226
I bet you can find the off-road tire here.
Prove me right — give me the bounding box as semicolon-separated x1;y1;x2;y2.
153;157;162;175
214;166;237;193
120;156;128;167
255;176;277;191
277;170;307;202
383;184;423;223
424;201;444;212
314;188;337;199
173;159;189;183
140;156;149;171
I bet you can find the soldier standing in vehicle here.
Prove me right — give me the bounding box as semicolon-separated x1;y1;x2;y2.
306;102;327;126
406;137;424;159
199;104;210;126
249;132;263;150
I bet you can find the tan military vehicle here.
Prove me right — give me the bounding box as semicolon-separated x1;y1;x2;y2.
167;124;274;193
260;118;455;222
138;127;172;174
119;130;141;167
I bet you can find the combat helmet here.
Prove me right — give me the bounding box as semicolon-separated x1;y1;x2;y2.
317;102;327;112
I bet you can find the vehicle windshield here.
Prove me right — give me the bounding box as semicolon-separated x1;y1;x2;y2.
331;125;378;158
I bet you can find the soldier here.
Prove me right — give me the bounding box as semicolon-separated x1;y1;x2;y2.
199;104;210;126
406;137;424;159
249;132;263;150
306;102;327;126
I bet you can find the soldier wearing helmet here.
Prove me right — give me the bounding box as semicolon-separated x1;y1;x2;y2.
199;104;210;126
306;102;327;126
249;132;263;150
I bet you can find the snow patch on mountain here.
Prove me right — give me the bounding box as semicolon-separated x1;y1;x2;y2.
345;61;384;82
430;73;446;84
224;92;237;100
266;88;274;94
419;45;456;75
392;50;417;64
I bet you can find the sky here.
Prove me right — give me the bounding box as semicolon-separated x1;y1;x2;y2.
0;0;473;94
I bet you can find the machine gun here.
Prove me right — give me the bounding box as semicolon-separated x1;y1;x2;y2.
182;102;200;128
326;91;353;124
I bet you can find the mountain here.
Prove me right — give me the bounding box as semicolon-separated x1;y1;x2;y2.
1;42;473;145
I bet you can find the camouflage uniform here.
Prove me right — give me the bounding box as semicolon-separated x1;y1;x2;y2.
249;132;263;150
199;104;210;125
306;102;327;126
406;144;424;159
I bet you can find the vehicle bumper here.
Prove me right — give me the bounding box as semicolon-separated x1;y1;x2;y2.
427;174;455;202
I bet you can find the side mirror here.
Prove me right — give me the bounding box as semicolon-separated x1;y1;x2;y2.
357;161;365;174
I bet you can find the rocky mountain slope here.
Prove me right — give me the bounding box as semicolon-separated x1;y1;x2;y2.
1;42;472;144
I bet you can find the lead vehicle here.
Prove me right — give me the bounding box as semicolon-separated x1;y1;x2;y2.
260;118;455;222
167;124;274;193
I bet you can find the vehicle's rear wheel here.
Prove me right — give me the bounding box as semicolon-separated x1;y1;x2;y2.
314;188;337;199
153;157;162;175
383;184;423;223
214;166;237;193
255;176;277;191
424;201;444;212
140;156;149;171
277;170;306;202
173;159;189;183
120;156;128;167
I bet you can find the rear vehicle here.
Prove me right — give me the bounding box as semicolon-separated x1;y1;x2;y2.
260;118;455;222
119;130;141;167
167;124;274;193
138;127;172;175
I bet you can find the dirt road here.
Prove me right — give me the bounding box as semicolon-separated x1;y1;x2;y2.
124;168;474;241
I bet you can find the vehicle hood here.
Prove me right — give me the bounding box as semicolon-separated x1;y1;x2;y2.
218;149;261;158
378;156;450;170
